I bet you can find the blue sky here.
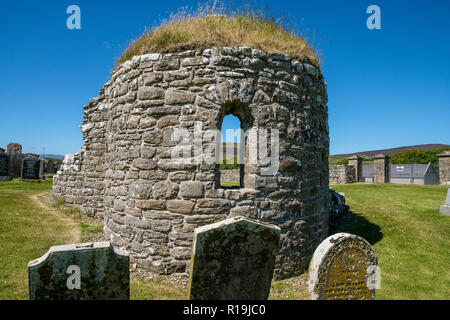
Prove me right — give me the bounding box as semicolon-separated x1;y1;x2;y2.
0;0;448;156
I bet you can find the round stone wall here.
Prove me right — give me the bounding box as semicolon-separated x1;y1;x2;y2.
53;46;329;279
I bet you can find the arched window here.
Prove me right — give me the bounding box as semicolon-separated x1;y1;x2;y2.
220;114;241;188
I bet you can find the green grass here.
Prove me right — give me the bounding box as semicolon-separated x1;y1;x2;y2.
0;180;448;299
331;183;450;300
328;155;348;165
0;179;76;299
220;180;240;187
131;278;186;300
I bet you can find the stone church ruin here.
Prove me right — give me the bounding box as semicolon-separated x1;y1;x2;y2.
53;14;329;279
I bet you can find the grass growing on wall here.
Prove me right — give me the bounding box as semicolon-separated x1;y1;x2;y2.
118;0;319;67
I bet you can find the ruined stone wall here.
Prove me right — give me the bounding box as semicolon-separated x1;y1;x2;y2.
329;165;356;184
53;47;329;279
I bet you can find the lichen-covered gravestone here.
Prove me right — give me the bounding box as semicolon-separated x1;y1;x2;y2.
439;189;450;216
28;241;129;300
188;216;280;300
309;233;378;300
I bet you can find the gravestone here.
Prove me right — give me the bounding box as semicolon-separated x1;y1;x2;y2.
54;162;62;173
6;142;22;154
22;159;44;180
46;160;55;174
309;233;378;300
439;189;450;216
187;216;280;300
28;241;129;300
0;153;11;180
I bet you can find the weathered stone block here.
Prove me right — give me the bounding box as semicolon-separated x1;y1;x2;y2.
138;86;165;100
167;200;195;213
153;181;178;199
143;72;163;85
164;89;196;105
132;158;156;170
179;181;204;198
136;199;166;210
156;115;180;128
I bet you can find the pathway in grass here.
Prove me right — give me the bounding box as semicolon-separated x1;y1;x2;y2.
0;180;79;299
332;183;450;300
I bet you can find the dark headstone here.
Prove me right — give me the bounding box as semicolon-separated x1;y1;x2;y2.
0;153;11;180
28;241;130;300
46;160;55;174
187;216;280;300
6;142;22;154
22;159;41;180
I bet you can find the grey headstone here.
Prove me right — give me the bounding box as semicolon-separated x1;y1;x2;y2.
39;159;45;180
309;233;378;300
28;241;130;300
187;216;280;300
6;142;22;154
439;189;450;216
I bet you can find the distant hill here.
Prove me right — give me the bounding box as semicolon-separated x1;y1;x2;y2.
39;154;65;160
332;144;450;158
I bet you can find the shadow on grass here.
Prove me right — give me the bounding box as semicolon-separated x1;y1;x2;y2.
329;210;383;246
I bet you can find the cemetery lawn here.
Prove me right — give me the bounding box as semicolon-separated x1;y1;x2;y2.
0;180;78;299
1;180;448;300
332;183;450;300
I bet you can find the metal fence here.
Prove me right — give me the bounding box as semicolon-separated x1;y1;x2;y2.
361;163;439;185
362;165;374;183
388;163;439;185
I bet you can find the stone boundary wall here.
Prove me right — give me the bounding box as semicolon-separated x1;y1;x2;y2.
329;165;356;184
53;46;329;279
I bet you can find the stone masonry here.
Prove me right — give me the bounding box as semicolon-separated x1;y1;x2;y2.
438;151;450;185
329;165;355;184
347;155;362;182
53;47;330;279
373;154;389;183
